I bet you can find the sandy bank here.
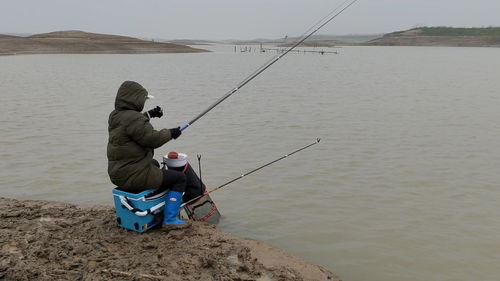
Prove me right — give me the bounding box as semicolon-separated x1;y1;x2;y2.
0;30;208;56
0;197;340;281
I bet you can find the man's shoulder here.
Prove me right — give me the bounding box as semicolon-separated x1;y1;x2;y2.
109;110;148;129
119;110;147;121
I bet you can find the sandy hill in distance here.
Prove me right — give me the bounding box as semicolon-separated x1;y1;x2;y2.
0;34;19;39
364;27;500;47
249;27;500;47
0;30;208;55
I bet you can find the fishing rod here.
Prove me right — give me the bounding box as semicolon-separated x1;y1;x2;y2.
181;138;321;207
180;0;358;131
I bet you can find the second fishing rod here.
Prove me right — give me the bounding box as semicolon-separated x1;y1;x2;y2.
181;138;321;207
179;0;358;132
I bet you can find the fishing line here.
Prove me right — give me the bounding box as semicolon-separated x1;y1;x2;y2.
180;0;358;131
181;138;321;207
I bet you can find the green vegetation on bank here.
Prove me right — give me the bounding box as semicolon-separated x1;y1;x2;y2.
412;27;500;36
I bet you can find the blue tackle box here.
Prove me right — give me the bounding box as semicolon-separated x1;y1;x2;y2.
112;188;167;233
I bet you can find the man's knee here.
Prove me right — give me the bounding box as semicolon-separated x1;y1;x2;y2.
162;170;186;193
170;173;186;193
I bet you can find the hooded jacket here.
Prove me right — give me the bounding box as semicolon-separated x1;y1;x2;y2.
107;81;172;190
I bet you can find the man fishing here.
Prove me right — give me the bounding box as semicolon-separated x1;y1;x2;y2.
107;81;191;230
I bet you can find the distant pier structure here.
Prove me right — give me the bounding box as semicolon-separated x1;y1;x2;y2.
237;46;254;53
234;43;339;55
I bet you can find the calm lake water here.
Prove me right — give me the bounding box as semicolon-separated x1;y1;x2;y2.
1;45;500;281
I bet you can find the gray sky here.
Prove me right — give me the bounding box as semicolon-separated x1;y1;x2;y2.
1;0;500;40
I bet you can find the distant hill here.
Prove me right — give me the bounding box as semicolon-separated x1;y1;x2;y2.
165;39;218;46
0;30;208;56
231;34;381;47
28;30;139;40
0;34;19;39
365;27;500;47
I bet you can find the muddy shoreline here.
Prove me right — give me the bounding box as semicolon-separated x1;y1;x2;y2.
0;197;340;281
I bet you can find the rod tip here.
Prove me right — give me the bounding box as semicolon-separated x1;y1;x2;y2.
316;138;321;143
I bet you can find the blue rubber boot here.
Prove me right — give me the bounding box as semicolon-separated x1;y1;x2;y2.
162;190;192;230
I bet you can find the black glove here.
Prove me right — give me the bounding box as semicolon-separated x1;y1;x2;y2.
169;127;182;139
147;106;163;118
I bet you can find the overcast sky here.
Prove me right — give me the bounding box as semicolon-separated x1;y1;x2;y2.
1;0;500;40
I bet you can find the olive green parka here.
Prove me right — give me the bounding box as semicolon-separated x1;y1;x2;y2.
107;81;172;191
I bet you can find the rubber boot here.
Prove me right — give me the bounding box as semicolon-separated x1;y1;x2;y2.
162;190;192;230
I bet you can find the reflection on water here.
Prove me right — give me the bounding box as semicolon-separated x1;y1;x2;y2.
1;46;500;281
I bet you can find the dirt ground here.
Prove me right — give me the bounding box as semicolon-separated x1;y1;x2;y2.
0;197;340;281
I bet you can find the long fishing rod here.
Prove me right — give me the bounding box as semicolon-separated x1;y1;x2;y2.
180;0;358;131
181;138;321;207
